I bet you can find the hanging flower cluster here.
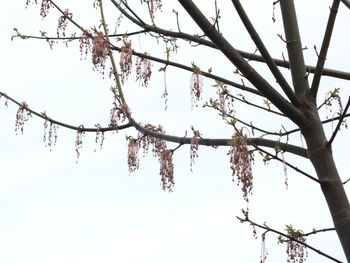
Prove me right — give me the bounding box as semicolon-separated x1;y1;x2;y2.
145;0;162;21
230;129;254;202
15;102;32;135
128;139;139;173
136;55;152;87
57;9;72;37
120;40;133;83
159;149;174;191
79;30;92;59
25;0;52;18
139;124;167;156
190;65;203;108
284;225;308;263
75;125;85;161
92;31;109;73
43;119;58;151
94;125;105;152
190;130;200;172
109;105;131;129
126;124;174;191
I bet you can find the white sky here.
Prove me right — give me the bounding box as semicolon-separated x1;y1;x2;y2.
1;1;349;262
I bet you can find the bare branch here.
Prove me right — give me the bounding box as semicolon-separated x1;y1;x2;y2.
279;0;310;95
311;0;341;98
178;0;306;126
303;227;336;237
0;91;131;132
328;96;350;145
231;0;300;107
109;0;350;81
253;145;319;183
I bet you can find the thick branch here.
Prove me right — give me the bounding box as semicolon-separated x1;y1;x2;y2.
0;91;308;158
310;0;340;97
109;0;350;81
231;0;299;106
280;0;310;95
178;0;306;126
341;0;350;9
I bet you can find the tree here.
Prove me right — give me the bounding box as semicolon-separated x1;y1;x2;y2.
2;0;350;262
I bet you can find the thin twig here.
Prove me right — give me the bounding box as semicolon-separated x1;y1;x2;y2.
328;96;350;145
311;0;341;97
253;145;319;183
238;213;343;263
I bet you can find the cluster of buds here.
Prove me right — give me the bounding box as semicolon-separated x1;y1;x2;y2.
230;129;254;202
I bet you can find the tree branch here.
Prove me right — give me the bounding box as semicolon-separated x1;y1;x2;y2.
178;0;306;126
253;145;319;183
310;0;341;98
328;96;350;145
109;0;350;81
341;0;350;9
0;91;131;132
231;0;300;107
238;213;344;263
0;91;308;158
279;0;310;95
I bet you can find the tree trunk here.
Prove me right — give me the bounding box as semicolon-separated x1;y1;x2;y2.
302;103;350;261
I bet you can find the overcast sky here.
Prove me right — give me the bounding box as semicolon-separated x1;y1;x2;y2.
1;1;350;262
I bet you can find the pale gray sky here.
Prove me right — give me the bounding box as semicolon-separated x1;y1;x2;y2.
1;1;349;262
